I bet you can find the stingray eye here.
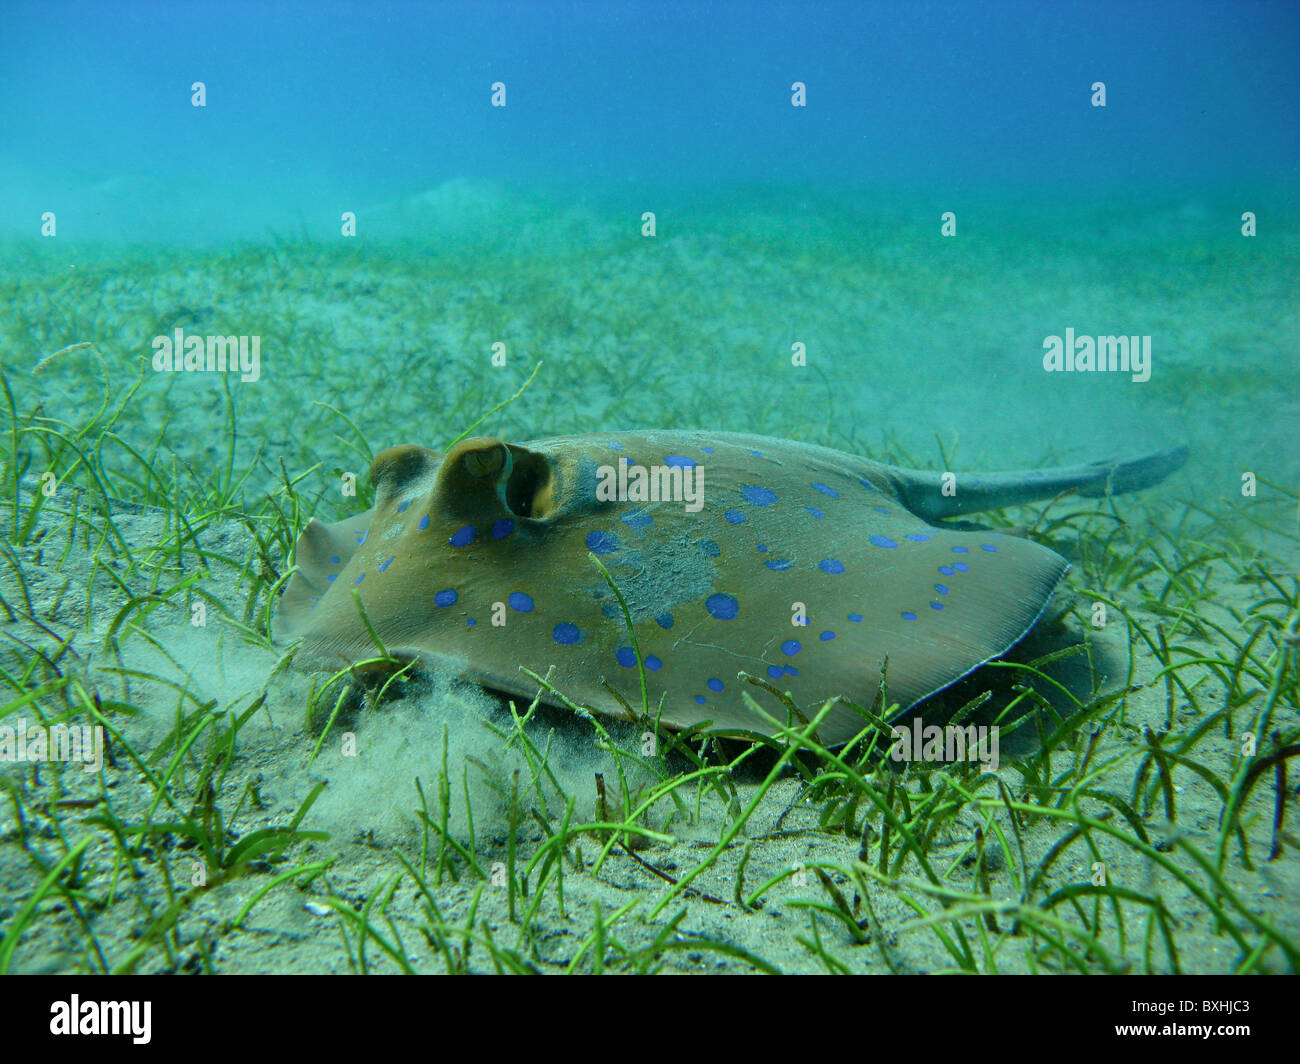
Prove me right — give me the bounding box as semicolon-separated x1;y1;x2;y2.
462;442;507;479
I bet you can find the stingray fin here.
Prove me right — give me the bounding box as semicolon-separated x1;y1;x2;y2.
277;512;372;639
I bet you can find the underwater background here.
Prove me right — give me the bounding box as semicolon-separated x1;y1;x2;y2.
0;0;1297;976
3;0;1297;483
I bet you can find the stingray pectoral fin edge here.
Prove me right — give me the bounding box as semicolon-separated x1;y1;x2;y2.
900;555;1072;720
278;512;373;640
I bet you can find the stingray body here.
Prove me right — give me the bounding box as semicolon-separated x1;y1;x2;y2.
279;432;1186;743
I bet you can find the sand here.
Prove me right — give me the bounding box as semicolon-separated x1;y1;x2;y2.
1;184;1296;973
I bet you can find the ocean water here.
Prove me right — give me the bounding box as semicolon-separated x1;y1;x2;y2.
3;0;1296;485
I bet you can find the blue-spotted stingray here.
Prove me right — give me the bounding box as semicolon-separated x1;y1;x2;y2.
278;433;1187;744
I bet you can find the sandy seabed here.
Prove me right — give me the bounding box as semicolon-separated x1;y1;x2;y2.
1;183;1296;973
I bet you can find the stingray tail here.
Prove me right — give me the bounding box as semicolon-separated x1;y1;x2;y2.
895;445;1189;521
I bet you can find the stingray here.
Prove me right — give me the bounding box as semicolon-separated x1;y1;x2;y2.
278;432;1186;744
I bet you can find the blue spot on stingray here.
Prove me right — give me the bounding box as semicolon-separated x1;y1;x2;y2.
356;530;368;545
508;591;533;613
707;678;724;692
981;544;999;552
418;515;430;531
901;611;918;621
492;518;515;539
701;446;715;454
449;526;476;548
694;695;707;705
869;535;898;549
664;454;697;468
785;666;799;677
741;485;778;507
706;593;739;620
757;543;769;552
905;533;932;542
859;477;876;491
765;559;793;572
953;546;970;553
434;589;457;607
353;573;365;585
766;665;785;679
935;584;950;595
805;506;826;518
621;510;653;530
553;623;582;645
848;612;863;622
466;618;477;626
378;557;395;573
585;530;620;555
781;640;802;656
329;556;340;565
819;558;847;574
749;450;765;458
326;574;337;582
939;565;955;575
615;647;636;668
645;655;662;671
873;506;891;514
609;441;624;450
931;602;944;610
724;509;747;525
812;482;840;498
697;539;720;557
397;500;411;513
820;630;836;641
954;563;970;572
655;613;674;629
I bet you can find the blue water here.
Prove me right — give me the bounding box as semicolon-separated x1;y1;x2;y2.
2;0;1297;489
3;0;1297;241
